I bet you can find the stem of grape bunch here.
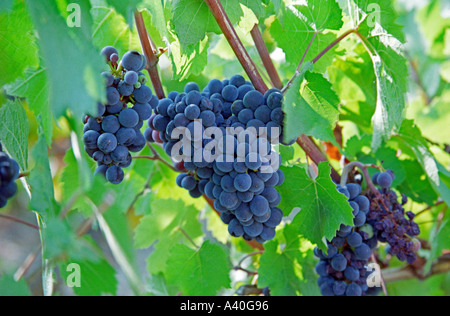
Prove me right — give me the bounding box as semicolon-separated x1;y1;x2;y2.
134;11;165;99
204;0;268;93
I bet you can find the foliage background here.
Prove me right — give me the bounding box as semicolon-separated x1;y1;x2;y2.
0;0;449;296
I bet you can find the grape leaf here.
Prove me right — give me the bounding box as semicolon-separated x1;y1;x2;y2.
366;36;408;151
0;0;38;87
0;100;29;171
170;37;210;80
105;0;142;26
277;162;354;251
91;6;141;54
26;0;106;120
352;0;405;42
425;211;450;273
0;275;30;296
7;67;52;146
258;224;320;296
28;129;57;221
59;258;118;296
396;120;450;207
165;241;231;296
134;199;203;274
351;1;409;151
268;1;343;72
171;0;243;49
284;63;341;145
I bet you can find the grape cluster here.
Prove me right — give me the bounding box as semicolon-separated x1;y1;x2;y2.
82;46;155;184
367;171;421;264
0;143;20;208
315;182;379;296
145;75;287;242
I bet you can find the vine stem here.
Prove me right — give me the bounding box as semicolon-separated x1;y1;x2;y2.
297;136;341;183
282;32;318;94
133;145;178;172
340;161;379;195
311;29;356;64
0;213;40;230
250;24;283;89
204;0;268;93
134;11;165;99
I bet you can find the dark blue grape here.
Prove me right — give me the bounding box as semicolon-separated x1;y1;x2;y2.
249;195;269;216
102;115;120;133
229;75;246;87
234;173;252;192
106;166;124;184
83;130;100;149
377;172;393;188
119;108;139;128
185;104;201;120
243;221;263;238
97;133;118;154
222;85;239;102
122;51;144;71
133;85;153;103
243;90;264;111
330;254;347;272
124;71;139;85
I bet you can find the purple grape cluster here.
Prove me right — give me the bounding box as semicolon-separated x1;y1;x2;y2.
367;171;421;264
0;143;20;208
144;75;287;242
315;182;379;296
82;46;156;184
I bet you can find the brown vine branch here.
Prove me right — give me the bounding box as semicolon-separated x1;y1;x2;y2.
134;11;165;99
382;255;450;284
296;135;341;183
250;24;283;90
340;161;379;195
0;213;40;230
204;0;268;93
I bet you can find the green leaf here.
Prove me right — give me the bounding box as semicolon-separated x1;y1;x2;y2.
396;120;450;206
91;6;141;54
134;199;203;275
95;203;143;294
7;67;53;146
366;36;408;151
352;0;405;42
277;162;354;251
165;241;231;296
258;225;320;296
352;1;408;151
0;0;38;87
170;37;209;80
328;52;377;131
293;0;344;32
0;100;29;171
26;0;106;120
171;0;243;48
269;1;343;72
284;63;341;144
28;129;57;220
105;0;142;26
59;259;118;296
425;210;450;273
0;275;30;296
